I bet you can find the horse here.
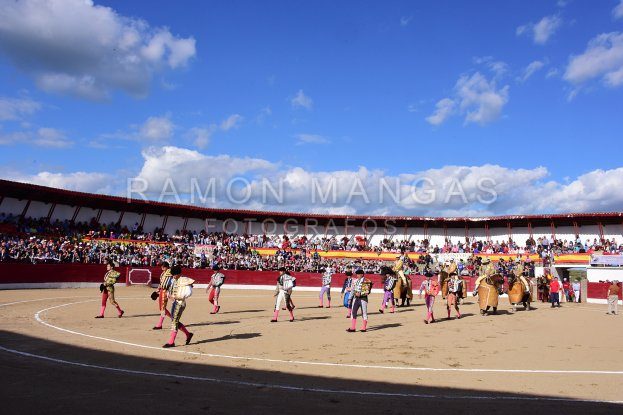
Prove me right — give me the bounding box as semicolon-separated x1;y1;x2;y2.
477;274;504;316
393;271;412;306
507;275;532;312
440;271;449;298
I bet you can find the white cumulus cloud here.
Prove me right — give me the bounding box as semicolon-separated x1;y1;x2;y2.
6;171;113;194
0;96;41;121
614;0;623;20
425;98;455;126
518;60;546;82
188;127;213;149
295;134;330;145
5;145;623;217
456;72;509;125
291;89;313;110
400;16;413;27
0;125;72;147
517;15;562;45
0;0;196;100
564;32;623;88
34;127;72;148
220;114;244;131
427;72;509;126
139;116;174;141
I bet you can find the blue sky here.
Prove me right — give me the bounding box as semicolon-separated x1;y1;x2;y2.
1;0;623;216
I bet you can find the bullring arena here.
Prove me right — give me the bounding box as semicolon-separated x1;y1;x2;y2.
1;180;622;414
1;288;623;414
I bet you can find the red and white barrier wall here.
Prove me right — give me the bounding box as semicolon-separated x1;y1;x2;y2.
0;263;461;292
0;263;620;303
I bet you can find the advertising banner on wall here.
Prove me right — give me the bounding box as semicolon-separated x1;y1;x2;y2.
431;253;473;263
193;244;214;259
590;254;623;266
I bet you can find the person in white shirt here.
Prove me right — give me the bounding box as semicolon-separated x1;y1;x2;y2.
572;280;581;303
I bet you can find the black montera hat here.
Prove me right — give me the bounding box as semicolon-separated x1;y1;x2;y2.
171;265;182;275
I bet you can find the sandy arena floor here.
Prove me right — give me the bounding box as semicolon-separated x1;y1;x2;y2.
0;286;622;414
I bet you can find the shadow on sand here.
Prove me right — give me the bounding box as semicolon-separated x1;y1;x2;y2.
0;330;619;415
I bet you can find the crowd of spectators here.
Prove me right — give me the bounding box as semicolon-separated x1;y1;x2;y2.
1;213;621;274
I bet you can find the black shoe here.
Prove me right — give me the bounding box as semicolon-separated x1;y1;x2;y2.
289;318;294;322
163;343;175;348
95;315;104;319
270;319;277;322
185;333;194;345
346;328;356;332
378;309;384;314
152;326;162;330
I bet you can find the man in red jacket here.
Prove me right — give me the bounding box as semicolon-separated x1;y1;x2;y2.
549;277;561;308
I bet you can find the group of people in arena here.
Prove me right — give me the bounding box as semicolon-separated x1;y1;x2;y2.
83;242;620;347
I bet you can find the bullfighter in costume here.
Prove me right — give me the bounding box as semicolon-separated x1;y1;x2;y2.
446;273;462;319
420;273;439;324
347;269;373;332
318;267;332;308
152;261;173;329
163;265;195;348
341;270;354;318
272;267;296;322
379;267;397;314
95;261;124;318
206;264;226;314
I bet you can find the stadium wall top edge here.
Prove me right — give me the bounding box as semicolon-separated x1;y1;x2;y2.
1;178;622;226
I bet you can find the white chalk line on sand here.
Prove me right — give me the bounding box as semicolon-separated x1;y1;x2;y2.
24;297;623;376
0;344;621;405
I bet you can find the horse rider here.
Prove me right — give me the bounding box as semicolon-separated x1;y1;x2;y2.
513;258;531;295
392;254;409;306
473;257;496;296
